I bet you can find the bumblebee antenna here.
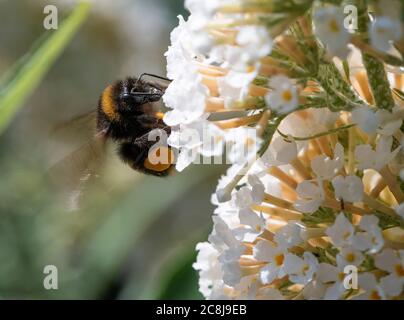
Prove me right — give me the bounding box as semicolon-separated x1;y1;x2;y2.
138;73;171;82
134;73;171;88
132;73;172;96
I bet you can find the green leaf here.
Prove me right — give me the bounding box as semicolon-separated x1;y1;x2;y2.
70;166;222;299
157;250;202;300
0;1;91;135
362;53;395;111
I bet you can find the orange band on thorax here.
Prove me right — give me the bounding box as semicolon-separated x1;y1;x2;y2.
101;85;118;120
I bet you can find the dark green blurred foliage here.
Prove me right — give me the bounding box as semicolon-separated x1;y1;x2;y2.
0;0;218;299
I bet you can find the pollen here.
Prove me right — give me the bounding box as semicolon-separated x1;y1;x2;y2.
370;290;382;300
282;89;293;102
144;147;174;173
274;254;284;266
395;264;404;277
345;252;355;263
329;19;340;33
245;137;255;149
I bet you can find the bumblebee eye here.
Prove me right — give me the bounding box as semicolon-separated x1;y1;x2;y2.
120;93;133;104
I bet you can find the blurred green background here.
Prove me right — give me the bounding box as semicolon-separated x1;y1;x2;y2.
0;0;223;299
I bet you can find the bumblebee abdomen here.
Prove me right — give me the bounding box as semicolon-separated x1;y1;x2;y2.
118;142;173;176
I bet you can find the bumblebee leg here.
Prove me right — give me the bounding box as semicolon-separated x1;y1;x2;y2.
118;142;172;177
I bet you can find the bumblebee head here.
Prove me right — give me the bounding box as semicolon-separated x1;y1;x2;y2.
121;79;164;106
100;76;167;121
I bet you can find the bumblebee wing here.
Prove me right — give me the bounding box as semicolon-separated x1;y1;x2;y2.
48;129;108;211
52;110;98;144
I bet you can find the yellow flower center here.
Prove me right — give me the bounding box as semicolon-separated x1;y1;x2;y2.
282;89;293;102
345;252;355;263
246;65;255;73
329;19;340;33
370;290;381;300
275;254;284;266
338;272;345;282
245;137;255;150
395;264;404;277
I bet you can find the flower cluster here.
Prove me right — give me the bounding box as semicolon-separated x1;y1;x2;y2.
164;0;309;171
194;104;404;299
163;0;404;299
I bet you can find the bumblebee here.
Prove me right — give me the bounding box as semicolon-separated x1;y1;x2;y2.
96;73;174;176
48;74;173;210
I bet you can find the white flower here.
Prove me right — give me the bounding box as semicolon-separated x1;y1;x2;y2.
317;261;349;300
163;69;209;126
354;273;386;300
351;106;378;134
332;175;364;203
336;246;365;267
262;136;298;167
233;186;255;209
295;181;325;213
208;217;245;287
218;70;257;108
274;222;304;249
375;249;404;297
183;0;223;54
226;127;262;164
235;26;273;68
355;136;401;171
247;174;265;203
236;208;266;242
165;15;196;80
352;215;384;254
199;123;227;157
313;6;350;58
326;213;355;247
396;203;404;219
265;75;298;114
283;252;318;285
193;242;223;299
259;288;285;300
376;109;403;137
370;16;403;53
219;26;272;72
302;280;327;300
168;120;226;171
253;240;287;285
219;252;244;287
311;143;345;180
